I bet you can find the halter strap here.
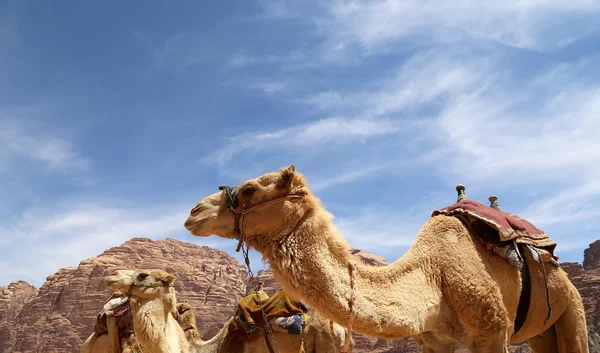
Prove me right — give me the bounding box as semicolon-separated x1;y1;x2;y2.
129;271;171;287
235;194;304;252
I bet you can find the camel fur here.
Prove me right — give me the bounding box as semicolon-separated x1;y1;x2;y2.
103;269;350;353
183;164;589;353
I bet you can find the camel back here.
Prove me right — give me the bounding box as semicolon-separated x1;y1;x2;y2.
231;289;308;342
432;199;558;258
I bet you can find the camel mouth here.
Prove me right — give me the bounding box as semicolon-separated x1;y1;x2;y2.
104;276;121;289
104;270;131;289
184;216;209;236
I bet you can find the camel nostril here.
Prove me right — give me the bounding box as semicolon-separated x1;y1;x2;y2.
189;205;201;216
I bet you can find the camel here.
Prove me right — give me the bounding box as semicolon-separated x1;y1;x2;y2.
183;165;589;353
103;268;350;353
104;269;189;353
81;293;197;353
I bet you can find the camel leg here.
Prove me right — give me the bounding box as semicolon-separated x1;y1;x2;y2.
528;325;559;353
553;293;589;353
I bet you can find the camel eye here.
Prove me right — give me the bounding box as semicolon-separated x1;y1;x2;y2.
242;186;254;197
137;273;149;280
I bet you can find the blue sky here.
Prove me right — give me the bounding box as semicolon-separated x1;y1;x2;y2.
1;1;600;287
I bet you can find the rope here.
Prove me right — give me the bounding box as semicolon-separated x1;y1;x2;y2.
239;235;281;353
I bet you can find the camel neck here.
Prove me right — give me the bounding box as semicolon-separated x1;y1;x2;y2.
264;209;440;339
132;298;183;353
192;319;243;353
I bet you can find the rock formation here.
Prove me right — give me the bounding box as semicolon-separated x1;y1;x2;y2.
561;240;600;352
0;238;598;353
0;280;38;353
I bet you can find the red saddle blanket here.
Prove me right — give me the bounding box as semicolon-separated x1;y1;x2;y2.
432;200;557;257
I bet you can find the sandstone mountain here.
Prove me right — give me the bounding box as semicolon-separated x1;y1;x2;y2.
0;238;599;352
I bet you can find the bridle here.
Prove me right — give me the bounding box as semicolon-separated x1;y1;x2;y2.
217;185;304;253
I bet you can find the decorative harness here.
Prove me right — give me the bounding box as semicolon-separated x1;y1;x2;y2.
217;185;355;353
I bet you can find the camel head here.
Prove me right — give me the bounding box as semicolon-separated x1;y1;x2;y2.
104;269;177;303
184;165;318;250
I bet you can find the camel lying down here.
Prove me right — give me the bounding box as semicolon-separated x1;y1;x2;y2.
82;268;351;353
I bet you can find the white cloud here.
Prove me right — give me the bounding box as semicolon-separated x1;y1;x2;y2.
207;116;404;165
303;51;492;117
318;0;600;56
333;207;426;255
0;117;88;172
0;200;192;286
428;82;600;186
310;165;387;192
253;81;287;94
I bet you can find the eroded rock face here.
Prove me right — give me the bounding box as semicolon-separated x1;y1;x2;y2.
7;238;247;353
584;240;600;270
563;243;600;353
0;280;38;353
1;239;599;353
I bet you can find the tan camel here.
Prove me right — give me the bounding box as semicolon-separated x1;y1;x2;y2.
81;293;197;353
183;165;589;353
104;269;190;353
104;269;350;353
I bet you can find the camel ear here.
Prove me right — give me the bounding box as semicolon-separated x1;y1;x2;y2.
163;274;176;284
278;165;295;188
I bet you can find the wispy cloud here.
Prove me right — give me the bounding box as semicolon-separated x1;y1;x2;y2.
0;117;88;172
317;0;600;56
427;71;600;186
252;81;287;95
310;165;387;192
207;116;404;165
333;207;427;258
302;51;493;116
0;200;192;286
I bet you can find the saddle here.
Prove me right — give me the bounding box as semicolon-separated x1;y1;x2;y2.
432;187;559;270
231;289;308;343
94;293;132;337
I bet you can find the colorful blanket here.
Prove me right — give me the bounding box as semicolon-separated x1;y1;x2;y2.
236;289;306;328
231;290;308;342
432;199;558;258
